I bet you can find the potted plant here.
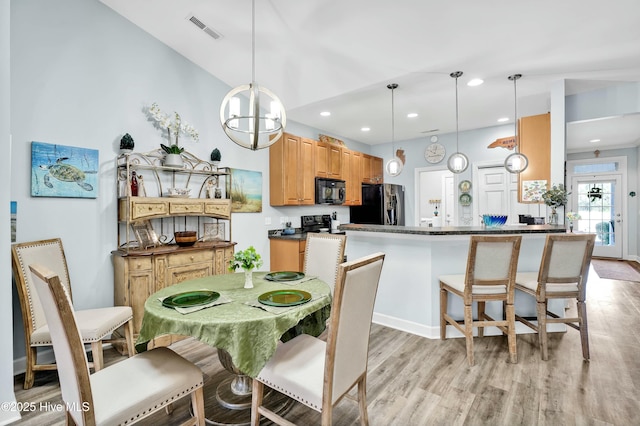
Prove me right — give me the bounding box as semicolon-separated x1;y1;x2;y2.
160;143;185;168
210;148;222;168
542;184;569;225
229;246;263;289
148;102;199;168
119;133;135;153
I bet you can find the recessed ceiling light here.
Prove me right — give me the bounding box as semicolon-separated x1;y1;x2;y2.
361;127;370;132
497;117;509;122
407;113;418;118
467;78;484;87
589;139;601;143
320;111;331;117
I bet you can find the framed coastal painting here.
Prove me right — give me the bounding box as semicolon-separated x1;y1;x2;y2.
31;141;99;198
226;168;262;213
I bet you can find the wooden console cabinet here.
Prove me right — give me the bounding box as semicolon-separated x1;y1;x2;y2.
112;243;235;335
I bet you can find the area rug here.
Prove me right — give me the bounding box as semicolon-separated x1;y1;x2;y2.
591;259;640;282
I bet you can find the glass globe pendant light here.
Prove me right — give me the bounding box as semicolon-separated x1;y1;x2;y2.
219;0;286;150
446;71;469;174
385;83;404;177
504;74;529;173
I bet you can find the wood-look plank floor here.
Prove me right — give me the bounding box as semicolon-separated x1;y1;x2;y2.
12;263;640;425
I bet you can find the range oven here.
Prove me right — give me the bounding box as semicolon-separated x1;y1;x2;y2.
315;178;346;205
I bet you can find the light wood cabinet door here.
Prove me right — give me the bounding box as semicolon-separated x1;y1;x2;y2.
270;133;316;205
517;113;550;202
342;149;362;206
371;156;383;183
328;144;343;179
314;140;330;178
270;239;305;272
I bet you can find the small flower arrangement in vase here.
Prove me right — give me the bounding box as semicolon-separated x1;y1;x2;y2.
229;246;263;289
566;212;581;232
542;184;569;225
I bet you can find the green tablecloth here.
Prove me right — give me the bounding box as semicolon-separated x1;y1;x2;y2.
136;272;331;378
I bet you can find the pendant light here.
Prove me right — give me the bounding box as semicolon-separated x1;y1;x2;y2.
219;0;286;150
385;83;403;177
504;74;529;173
446;71;469;174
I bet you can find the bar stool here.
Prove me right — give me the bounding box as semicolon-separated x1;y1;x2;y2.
514;233;595;360
439;235;522;366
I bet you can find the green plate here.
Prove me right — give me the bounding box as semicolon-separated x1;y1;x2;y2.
264;271;305;282
258;290;312;307
162;290;220;308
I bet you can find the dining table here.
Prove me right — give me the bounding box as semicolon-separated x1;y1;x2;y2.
135;270;332;425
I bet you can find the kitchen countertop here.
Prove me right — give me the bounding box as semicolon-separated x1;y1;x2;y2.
338;223;567;235
268;230;345;240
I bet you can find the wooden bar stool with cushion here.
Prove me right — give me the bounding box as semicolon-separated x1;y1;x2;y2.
11;238;135;389
514;233;596;361
251;252;385;426
439;235;522;366
29;263;205;426
304;232;347;294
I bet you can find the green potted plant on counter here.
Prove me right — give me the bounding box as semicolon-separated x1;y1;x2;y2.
229;246;263;289
542;184;569;225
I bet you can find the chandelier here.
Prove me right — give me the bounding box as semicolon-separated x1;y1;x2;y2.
219;0;286;150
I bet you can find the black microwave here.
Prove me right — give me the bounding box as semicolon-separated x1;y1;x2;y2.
315;178;346;205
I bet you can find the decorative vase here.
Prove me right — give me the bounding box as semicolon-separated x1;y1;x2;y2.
244;269;254;289
550;208;559;225
164;153;184;168
569;221;574;233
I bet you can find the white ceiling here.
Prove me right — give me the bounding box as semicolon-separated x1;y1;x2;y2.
100;0;640;151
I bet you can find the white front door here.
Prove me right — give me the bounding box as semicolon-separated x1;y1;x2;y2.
570;174;623;258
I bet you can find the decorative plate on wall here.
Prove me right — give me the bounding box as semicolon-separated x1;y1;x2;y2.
459;193;472;206
459;180;471;193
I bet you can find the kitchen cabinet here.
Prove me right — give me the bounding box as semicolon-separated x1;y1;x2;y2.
269;133;315;205
342;149;362;206
113;150;235;346
517;113;551;202
362;153;384;184
315;139;343;179
269;238;306;272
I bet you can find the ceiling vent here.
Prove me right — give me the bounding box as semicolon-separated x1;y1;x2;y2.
187;15;223;40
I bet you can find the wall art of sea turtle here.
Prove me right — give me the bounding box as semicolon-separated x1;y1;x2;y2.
39;157;96;191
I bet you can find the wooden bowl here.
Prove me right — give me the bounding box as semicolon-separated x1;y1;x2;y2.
175;231;197;247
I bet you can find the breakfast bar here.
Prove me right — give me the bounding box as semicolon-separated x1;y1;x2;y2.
340;224;567;339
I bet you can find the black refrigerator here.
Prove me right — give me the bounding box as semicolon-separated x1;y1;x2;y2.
349;183;405;225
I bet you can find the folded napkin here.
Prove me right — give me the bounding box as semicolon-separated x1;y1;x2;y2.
159;293;232;315
244;292;327;314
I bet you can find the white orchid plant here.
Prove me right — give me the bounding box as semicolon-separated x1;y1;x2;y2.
148;102;199;151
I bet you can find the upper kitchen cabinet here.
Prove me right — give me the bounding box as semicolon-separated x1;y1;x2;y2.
342;149;362;206
362;153;384;184
517;113;551;202
269;133;315;205
315;139;343;179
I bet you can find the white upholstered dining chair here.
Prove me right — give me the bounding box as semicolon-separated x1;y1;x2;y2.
12;238;134;389
29;263;205;426
514;233;596;360
251;252;385;426
439;235;522;366
303;232;347;294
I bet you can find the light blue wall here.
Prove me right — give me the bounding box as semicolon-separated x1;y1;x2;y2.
566;82;640;122
370;124;517;226
8;0;363;364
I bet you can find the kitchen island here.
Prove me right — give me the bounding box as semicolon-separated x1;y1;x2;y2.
340;223;567;339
